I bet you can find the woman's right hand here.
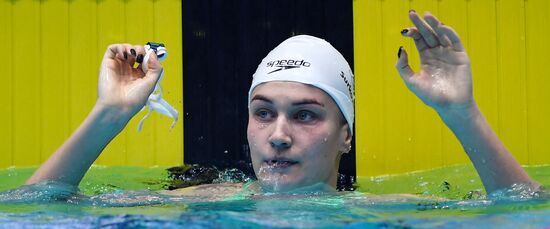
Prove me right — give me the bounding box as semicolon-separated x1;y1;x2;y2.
96;44;164;119
25;44;164;186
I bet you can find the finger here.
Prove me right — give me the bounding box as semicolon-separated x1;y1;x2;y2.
105;44;127;61
120;43;136;66
439;25;465;52
132;45;146;68
143;51;164;87
402;27;429;52
409;10;439;48
423;13;452;47
124;44;138;67
395;46;415;84
133;45;146;56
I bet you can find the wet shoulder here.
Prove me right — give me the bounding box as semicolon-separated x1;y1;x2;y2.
158;183;244;201
344;191;448;204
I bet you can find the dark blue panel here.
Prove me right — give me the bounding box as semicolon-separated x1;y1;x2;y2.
183;0;355;189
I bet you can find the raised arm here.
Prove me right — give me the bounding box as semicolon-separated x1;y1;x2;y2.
26;44;163;186
395;11;539;194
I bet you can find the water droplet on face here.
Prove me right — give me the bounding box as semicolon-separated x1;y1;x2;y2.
372;154;377;159
408;137;412;142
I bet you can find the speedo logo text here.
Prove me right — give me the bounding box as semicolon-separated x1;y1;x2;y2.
267;59;311;74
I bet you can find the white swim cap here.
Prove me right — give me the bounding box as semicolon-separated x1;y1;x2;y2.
248;35;355;134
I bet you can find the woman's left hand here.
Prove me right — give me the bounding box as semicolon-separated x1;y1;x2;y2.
395;11;540;194
396;11;474;113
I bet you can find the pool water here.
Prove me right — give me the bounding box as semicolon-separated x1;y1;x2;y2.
1;165;550;228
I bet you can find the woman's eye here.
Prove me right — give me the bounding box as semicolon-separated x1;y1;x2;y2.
295;110;316;122
255;109;274;121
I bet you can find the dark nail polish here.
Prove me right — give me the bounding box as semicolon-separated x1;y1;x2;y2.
398;46;403;58
401;29;409;35
130;49;136;56
136;54;144;63
123;52;128;60
409;9;416;13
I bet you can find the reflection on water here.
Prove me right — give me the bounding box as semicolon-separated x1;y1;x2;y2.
1;185;550;228
1;165;550;228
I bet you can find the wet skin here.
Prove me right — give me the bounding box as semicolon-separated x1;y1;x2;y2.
247;81;351;192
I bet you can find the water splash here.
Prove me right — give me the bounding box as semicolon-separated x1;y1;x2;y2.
489;183;543;201
166;164;253;190
256;165;288;192
0;181;78;204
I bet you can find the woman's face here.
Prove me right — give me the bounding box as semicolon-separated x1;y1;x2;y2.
247;81;351;192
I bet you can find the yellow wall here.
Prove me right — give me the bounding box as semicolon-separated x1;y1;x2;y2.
2;0;550;177
354;0;550;176
0;0;183;168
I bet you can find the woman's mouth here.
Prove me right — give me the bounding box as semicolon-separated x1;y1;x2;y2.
264;159;299;169
257;158;300;191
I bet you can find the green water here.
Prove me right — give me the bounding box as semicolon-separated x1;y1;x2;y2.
357;164;550;199
3;164;550;198
0;165;169;195
1;165;550;228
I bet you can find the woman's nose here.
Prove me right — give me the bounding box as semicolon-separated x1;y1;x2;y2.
268;117;292;150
